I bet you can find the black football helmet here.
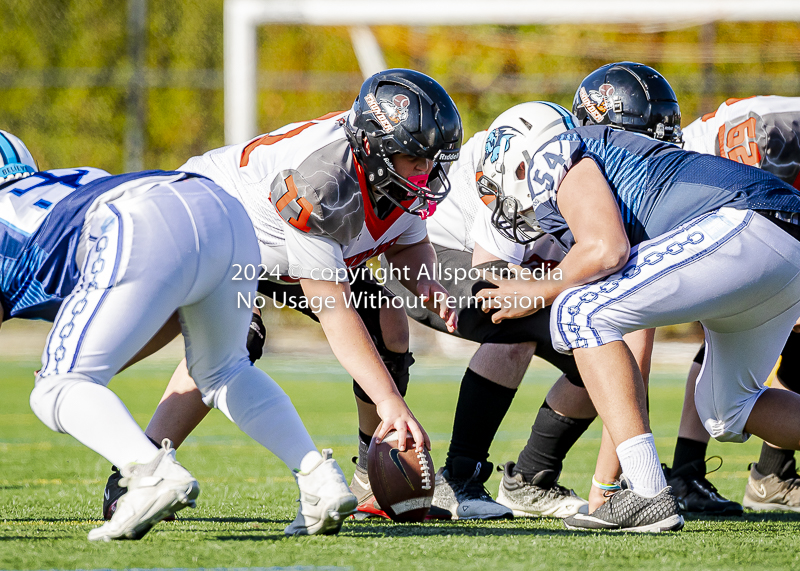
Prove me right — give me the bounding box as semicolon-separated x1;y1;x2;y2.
573;62;682;144
762;115;800;189
343;69;462;218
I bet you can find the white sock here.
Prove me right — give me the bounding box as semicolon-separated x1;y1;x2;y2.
212;367;318;472
616;433;667;497
55;382;160;467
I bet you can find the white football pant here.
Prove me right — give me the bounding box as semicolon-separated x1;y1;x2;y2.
551;207;800;443
30;175;317;470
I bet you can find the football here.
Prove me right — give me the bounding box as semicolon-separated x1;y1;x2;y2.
367;430;434;522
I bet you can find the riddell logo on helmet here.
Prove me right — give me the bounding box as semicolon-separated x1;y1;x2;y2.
437;151;460;161
365;94;395;133
380;94;411;124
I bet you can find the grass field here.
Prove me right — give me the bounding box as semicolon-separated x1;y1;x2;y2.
2;348;800;571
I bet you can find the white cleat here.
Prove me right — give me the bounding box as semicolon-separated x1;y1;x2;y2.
88;439;199;542
284;449;358;536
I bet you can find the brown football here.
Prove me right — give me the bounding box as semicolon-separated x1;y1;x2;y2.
367;430;434;522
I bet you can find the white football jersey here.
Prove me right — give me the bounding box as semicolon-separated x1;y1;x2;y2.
683;96;800;188
427;131;565;268
179;111;426;281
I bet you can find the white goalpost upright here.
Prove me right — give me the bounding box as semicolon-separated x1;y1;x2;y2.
224;0;800;145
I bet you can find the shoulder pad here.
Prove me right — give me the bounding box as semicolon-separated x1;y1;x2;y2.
270;140;365;243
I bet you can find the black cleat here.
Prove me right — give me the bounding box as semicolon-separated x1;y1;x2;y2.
102;466;126;520
663;458;743;516
564;476;684;532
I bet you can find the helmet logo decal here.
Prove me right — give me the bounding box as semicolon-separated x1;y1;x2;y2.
578;85;614;124
484;126;521;165
365;93;395;132
381;94;411;124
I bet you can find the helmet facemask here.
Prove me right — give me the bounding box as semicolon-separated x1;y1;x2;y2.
478;164;543;245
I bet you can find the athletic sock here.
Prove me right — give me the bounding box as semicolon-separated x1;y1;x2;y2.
672;437;708;471
357;430;371;471
514;400;594;481
211;366;318;473
616;433;667;497
445;368;517;470
54;381;161;467
756;443;795;477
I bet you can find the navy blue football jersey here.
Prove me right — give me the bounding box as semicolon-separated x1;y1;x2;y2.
527;125;800;251
0;169;191;321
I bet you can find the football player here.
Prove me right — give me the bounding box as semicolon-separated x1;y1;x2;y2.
384;101;598;519
674;95;800;513
475;86;800;532
99;69;462;521
0;131;358;540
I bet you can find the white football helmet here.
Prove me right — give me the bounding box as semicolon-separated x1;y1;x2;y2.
477;102;577;243
0;130;37;181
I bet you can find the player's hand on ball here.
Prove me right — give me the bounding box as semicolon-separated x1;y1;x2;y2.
417;279;457;332
475;264;541;323
374;395;430;452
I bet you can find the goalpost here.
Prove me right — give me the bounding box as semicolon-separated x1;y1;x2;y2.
224;0;800;145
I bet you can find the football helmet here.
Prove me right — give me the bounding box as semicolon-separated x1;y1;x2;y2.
0;130;37;181
478;101;577;244
573;62;682;144
343;69;462;218
762;116;800;189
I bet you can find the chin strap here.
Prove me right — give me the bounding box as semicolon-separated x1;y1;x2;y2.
417;201;436;220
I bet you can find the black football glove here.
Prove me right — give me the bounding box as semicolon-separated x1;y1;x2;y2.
247;311;266;363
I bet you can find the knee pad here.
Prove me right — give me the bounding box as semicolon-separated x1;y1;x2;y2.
30;375;86;433
353;349;415;404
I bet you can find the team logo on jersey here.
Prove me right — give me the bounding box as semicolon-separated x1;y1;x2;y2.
578;84;615;123
484;126;521;164
365;93;395;132
380;94;411;125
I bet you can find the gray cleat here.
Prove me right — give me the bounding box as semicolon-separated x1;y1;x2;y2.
431;457;513;520
564;475;684;533
496;461;588;518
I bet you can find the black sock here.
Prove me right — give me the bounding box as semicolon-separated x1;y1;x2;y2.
756;443;795;477
357;430;371;470
445;368;517;470
672;437;708;471
147;435;161;448
514;400;594;480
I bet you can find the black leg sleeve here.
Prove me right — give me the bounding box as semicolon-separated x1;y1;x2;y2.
445;368;517;470
514;400;594;481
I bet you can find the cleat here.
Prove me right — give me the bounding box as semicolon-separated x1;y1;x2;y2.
88;439;199;541
663;458;742;516
104;465;177;523
102;466;125;520
349;460;390;520
431;457;513;520
496;461;588;518
743;459;800;513
564;475;684;533
284;449;358;536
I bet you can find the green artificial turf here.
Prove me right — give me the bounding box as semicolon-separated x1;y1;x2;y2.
1;353;798;570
